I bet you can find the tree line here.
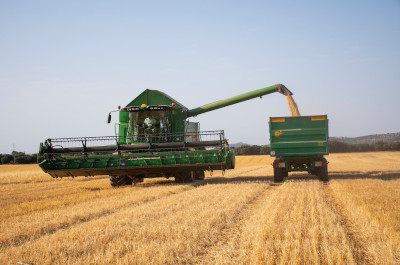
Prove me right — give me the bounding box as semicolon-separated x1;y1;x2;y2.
232;141;400;156
328;140;400;153
0;152;44;164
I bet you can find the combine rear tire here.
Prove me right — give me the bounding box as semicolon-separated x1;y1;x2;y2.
110;175;133;187
274;168;284;182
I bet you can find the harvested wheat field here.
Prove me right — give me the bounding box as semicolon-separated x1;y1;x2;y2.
1;152;400;264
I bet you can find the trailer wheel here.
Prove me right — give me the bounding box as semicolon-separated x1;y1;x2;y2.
110;175;133;187
318;166;329;182
274;168;284;182
283;170;289;178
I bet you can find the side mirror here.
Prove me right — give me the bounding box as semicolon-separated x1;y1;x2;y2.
107;113;112;123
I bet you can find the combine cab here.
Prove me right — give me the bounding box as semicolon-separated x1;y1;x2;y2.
39;84;292;186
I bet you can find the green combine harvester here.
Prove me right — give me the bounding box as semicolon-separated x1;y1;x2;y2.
39;84;292;186
269;115;329;182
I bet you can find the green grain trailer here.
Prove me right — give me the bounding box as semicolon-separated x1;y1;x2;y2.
39;84;292;187
269;115;329;182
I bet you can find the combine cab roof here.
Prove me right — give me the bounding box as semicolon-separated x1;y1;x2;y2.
126;89;188;110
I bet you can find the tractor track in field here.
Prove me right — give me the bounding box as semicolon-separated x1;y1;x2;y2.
0;185;192;251
2;167;268;221
0;178;108;204
322;182;372;265
2;172;264;251
191;183;279;264
1;166;273;253
0;187;126;220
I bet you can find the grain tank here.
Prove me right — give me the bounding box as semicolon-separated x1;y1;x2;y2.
269;115;329;182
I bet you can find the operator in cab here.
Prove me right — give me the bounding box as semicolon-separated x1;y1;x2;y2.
143;113;157;128
143;113;158;141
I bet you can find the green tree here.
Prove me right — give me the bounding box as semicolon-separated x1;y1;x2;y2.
1;154;14;164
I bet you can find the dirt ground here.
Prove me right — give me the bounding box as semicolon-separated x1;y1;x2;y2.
0;152;399;264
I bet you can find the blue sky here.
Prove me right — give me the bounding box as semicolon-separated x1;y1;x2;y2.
1;0;399;153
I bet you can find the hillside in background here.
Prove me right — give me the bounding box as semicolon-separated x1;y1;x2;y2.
331;132;400;144
230;142;249;148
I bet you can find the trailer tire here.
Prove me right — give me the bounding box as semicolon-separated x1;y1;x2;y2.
283;170;288;178
318;166;329;182
274;168;284;182
110;175;133;187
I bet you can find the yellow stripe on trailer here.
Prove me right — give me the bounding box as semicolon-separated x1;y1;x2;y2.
271;117;285;122
311;116;326;121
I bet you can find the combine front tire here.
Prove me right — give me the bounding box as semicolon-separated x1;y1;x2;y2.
110;175;133;187
174;172;195;183
195;171;205;180
133;177;144;185
174;173;185;183
184;172;194;183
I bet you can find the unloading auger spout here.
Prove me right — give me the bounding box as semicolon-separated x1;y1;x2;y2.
186;84;292;118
